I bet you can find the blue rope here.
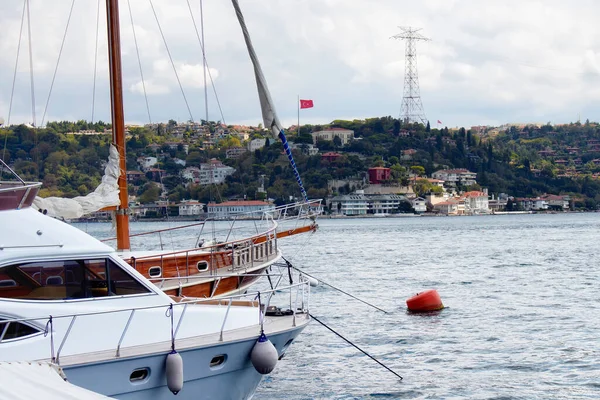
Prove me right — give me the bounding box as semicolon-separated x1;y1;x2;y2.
278;130;308;202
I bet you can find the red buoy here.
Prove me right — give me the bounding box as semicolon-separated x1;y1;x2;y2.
406;289;444;312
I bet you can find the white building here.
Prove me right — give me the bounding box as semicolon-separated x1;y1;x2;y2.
311;128;354;146
181;167;201;185
199;159;235;185
207;200;275;219
178;200;204;216
368;194;408;215
289;142;319;156
461;191;490;214
247;138;266;152
137;156;158;171
225;147;248;159
432;169;477;187
329;194;368;216
434;199;465;215
411;197;427;213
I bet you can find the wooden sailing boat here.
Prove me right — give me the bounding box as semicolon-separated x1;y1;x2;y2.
102;0;320;298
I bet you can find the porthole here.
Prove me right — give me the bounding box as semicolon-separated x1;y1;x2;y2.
0;280;16;287
209;354;227;369
148;266;162;278
129;368;150;383
197;261;209;272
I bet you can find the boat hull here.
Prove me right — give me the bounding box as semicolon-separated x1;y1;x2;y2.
63;322;306;400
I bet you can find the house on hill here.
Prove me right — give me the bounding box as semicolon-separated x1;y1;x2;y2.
311;128;354;146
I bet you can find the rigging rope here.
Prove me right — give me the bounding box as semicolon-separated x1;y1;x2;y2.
40;0;76;127
309;313;403;381
127;0;152;124
6;0;27;128
185;0;226;125
199;0;208;124
2;0;27;173
285;259;388;314
91;0;101;123
26;0;36;127
148;0;194;122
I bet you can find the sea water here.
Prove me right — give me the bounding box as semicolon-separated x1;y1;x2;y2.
79;213;600;399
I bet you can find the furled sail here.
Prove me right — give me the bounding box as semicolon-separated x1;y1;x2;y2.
231;0;308;201
33;144;121;219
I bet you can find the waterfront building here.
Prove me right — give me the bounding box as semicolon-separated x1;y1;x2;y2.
329;193;368;216
178;200;204;216
207;200;275;219
461;190;490;214
411;197;427;213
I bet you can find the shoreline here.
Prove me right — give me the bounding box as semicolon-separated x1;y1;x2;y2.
71;210;592;223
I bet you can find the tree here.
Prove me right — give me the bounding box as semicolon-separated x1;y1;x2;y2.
425;121;431;133
138;182;161;203
333;135;342;148
410;165;425;177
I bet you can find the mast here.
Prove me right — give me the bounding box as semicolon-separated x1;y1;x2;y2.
106;0;130;250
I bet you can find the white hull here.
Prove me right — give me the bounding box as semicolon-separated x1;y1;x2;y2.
64;323;305;400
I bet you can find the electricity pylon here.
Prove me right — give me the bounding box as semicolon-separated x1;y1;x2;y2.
391;26;430;125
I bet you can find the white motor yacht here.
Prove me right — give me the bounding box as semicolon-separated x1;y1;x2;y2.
0;178;311;399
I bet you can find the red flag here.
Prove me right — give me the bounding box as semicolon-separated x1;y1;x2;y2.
437;120;442;124
300;99;314;109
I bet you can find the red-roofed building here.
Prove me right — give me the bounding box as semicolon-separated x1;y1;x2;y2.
207;200;275;219
368;167;391;184
461;190;490;214
321;152;342;162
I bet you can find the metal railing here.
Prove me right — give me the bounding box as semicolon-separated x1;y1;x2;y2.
100;199;322;253
3;279;311;366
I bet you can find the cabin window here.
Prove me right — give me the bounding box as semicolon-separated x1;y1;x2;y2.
0;318;41;342
148;266;162;278
0;258;151;300
197;261;209;272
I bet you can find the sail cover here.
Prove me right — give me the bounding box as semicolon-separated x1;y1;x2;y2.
231;0;283;138
232;0;308;201
33;144;121;219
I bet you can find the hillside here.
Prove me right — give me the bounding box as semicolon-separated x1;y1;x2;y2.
2;118;600;209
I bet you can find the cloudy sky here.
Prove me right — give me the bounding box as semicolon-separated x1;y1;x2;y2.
1;0;600;129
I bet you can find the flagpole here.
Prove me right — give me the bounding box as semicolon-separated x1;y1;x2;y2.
297;94;300;135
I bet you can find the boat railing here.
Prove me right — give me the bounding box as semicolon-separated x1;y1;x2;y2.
128;222;280;278
0;181;42;211
4;278;311;365
100;199;321;251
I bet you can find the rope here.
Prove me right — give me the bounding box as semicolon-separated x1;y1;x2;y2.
44;316;55;362
127;0;152;124
26;0;36;127
148;0;194;122
310;313;403;381
2;0;27;174
184;0;227;125
40;0;76;127
6;0;26;127
166;304;175;351
91;0;101;123
285;259;388;314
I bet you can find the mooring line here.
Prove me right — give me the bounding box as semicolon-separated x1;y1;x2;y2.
309;313;403;381
284;259;388;313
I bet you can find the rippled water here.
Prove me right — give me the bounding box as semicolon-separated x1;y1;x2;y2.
79;213;600;399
